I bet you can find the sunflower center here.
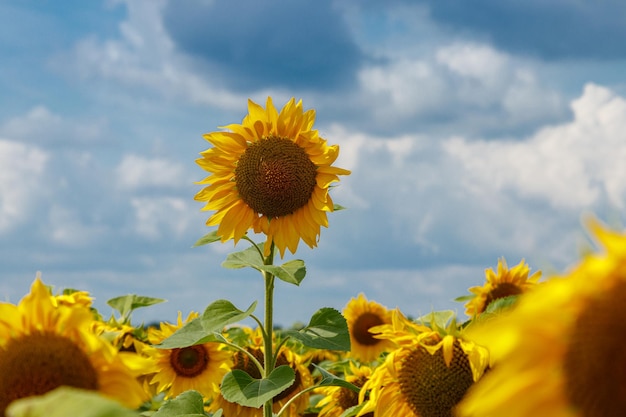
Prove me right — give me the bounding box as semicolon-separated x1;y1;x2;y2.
234;136;318;218
563;279;626;417
352;312;384;346
398;341;474;417
169;345;209;378
0;333;99;415
483;282;523;310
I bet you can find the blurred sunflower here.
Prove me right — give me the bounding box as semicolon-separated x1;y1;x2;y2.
343;293;395;362
210;338;313;417
0;276;147;416
463;258;541;316
195;97;351;257
316;362;373;417
358;310;489;417
459;217;626;417
144;312;231;400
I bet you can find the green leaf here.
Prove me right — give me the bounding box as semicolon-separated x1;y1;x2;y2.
314;365;360;392
156;317;219;349
259;259;306;286
157;300;257;349
201;299;258;333
333;203;347;211
193;230;222;247
484;295;519;314
282;308;351;351
221;366;296;409
7;387;138;417
340;404;365;417
107;294;166;319
220;244;306;285
152;390;206;417
453;294;475;302
221;245;264;270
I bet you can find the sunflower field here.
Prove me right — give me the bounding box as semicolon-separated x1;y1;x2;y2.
1;98;623;417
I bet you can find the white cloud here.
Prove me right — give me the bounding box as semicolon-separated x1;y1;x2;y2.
0;106;106;145
48;205;108;246
61;0;248;110
116;154;187;189
0;140;48;233
130;196;191;239
358;42;565;131
444;83;626;210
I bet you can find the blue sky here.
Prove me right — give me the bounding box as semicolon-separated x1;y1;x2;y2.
2;0;626;326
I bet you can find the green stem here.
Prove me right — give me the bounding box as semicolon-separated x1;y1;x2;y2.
263;242;276;417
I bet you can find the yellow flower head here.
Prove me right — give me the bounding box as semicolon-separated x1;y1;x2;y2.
343;293;395;362
143;311;232;400
358;309;489;417
0;275;147;415
464;258;541;316
458;217;626;417
195;97;351;257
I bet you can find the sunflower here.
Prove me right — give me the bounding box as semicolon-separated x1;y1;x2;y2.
195;97;351;257
0;275;147;416
143;311;231;400
458;217;626;417
209;332;313;417
316;362;373;417
343;293;395;362
358;309;489;417
463;258;541;316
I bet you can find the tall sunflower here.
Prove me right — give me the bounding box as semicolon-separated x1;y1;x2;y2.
463;258;541;316
343;293;395;362
195;97;351;257
458;217;626;417
143;311;231;400
0;276;147;416
358;309;489;417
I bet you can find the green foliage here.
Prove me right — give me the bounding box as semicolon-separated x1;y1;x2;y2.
193;230;222;247
107;294;166;321
340;404;365;417
152;390;208;417
484;295;519;314
7;387;138;417
282;308;351;351
417;310;456;330
157;300;257;349
453;294;475;302
221;365;296;409
313;365;360;392
221;244;306;286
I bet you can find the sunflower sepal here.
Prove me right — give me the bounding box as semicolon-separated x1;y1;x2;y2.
416;310;460;337
192;230;222;247
281;307;351;351
221;365;296;408
151;389;207;417
221;243;307;286
157;300;257;349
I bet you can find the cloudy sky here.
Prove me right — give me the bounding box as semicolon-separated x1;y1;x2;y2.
2;0;626;326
